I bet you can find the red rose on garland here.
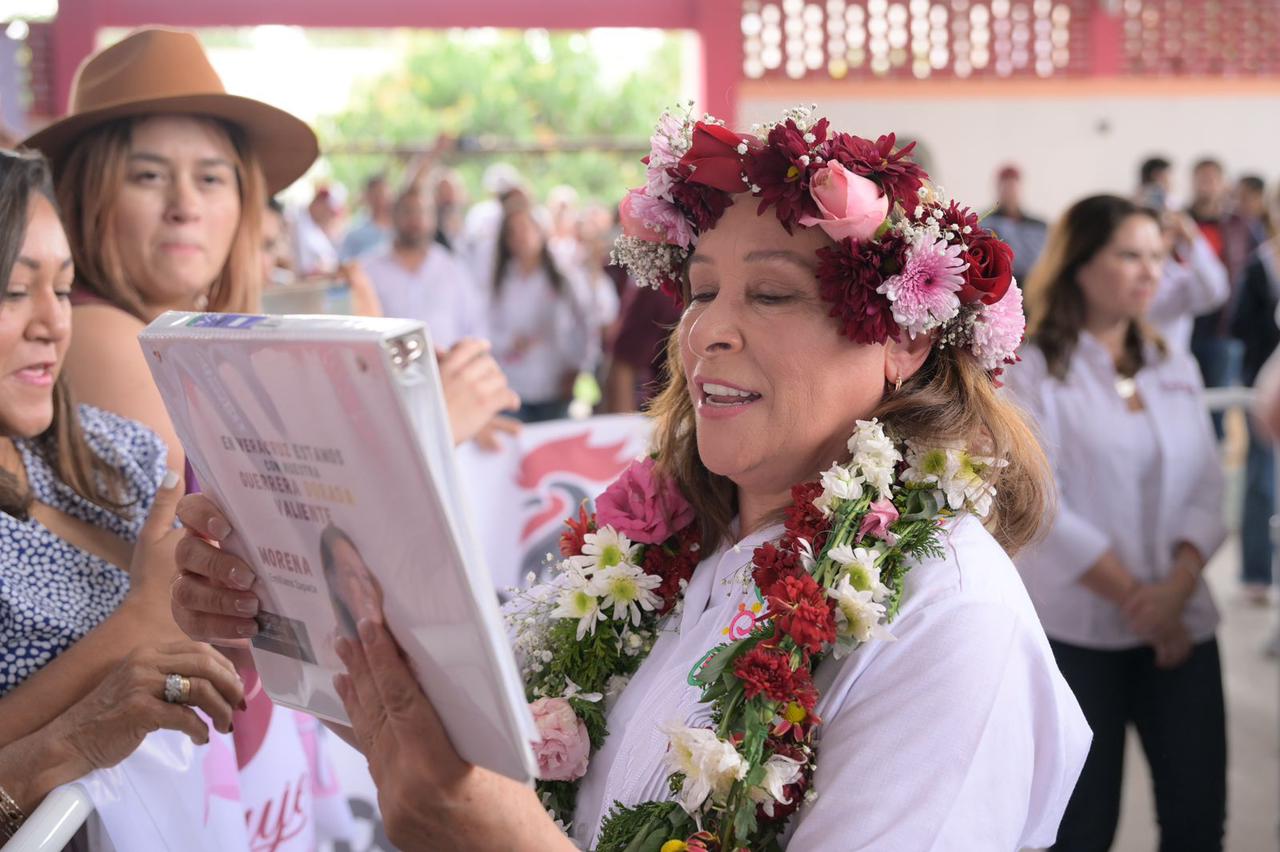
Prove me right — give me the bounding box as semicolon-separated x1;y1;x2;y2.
679;122;752;193
958;232;1016;306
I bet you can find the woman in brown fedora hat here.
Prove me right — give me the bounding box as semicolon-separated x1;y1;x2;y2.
24;27;319;465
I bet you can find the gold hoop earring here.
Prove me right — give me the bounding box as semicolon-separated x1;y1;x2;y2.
894;372;903;393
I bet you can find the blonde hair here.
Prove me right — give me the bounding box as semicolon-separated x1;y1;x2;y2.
54;116;266;318
648;288;1050;557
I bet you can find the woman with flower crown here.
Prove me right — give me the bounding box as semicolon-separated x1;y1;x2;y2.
169;106;1091;851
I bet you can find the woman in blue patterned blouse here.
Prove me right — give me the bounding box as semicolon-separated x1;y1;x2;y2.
0;149;243;826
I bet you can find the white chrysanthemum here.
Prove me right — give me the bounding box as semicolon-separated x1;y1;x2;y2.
900;444;1004;518
550;571;606;641
827;545;891;602
847;419;901;499
748;753;805;817
814;463;865;517
571;526;640;575
661;724;748;814
828;576;895;656
589;563;663;625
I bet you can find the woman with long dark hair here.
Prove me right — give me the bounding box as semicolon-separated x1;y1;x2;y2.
488;197;594;422
1006;194;1227;851
0;149;241;827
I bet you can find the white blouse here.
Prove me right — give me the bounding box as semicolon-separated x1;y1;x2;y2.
1001;335;1226;649
363;245;489;349
488;266;596;403
571;515;1090;850
1148;234;1230;353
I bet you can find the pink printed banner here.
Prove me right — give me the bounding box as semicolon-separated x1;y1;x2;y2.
77;698;355;851
457;414;652;593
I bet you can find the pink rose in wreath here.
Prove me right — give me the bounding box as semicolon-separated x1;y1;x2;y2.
530;697;591;781
595;457;695;545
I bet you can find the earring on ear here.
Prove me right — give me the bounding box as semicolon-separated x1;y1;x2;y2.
894;371;903;393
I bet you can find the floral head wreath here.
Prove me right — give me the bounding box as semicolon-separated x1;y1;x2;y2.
612;104;1025;374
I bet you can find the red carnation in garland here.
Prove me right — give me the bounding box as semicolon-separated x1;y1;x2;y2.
732;639;808;701
668;168;734;234
826;131;927;208
783;481;829;545
814;239;902;346
559;503;595;558
743;117;830;231
751;540;805;599
768;574;838;654
679;121;753;193
645;525;702;615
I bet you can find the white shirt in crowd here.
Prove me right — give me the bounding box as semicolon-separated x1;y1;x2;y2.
1002;336;1226;649
292;209;340;276
550;237;621;332
488;265;596;403
1148;234;1229;352
571;515;1091;850
361;245;489;350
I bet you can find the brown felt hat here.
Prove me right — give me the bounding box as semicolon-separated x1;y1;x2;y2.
23;28;319;194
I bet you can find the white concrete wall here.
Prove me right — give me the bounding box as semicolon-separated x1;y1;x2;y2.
740;80;1280;222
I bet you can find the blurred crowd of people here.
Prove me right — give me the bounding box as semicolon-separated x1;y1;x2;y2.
264;152;684;423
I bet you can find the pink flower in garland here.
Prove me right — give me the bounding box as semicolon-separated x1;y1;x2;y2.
970;281;1026;371
645;110;688;198
529;697;591;781
857;498;900;544
596;457;695;545
877;236;968;338
619;189;696;248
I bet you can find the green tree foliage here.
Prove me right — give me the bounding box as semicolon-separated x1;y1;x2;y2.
317;29;685;205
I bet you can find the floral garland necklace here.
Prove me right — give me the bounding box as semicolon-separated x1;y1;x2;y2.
507;419;1003;852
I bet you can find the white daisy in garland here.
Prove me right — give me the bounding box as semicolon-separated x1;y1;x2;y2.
571;526;640;575
828;575;896;656
589;562;663;625
901;443;1005;517
827;544;891;602
847;418;902;498
551;570;606;640
813;463;865;517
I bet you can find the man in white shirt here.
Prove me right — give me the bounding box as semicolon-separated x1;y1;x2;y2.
293;187;343;276
361;184;488;349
